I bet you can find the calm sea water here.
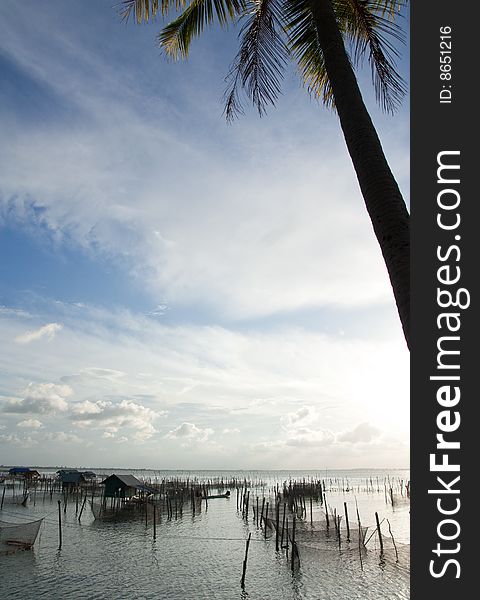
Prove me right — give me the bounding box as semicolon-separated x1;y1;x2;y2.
0;469;409;599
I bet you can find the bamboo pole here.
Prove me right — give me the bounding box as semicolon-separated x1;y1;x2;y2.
78;493;88;522
337;514;342;550
264;502;269;539
153;504;157;540
57;500;62;549
285;519;289;555
387;518;399;562
375;512;384;554
356;505;364;571
240;533;252;589
291;515;296;571
280;503;287;548
344;502;350;541
275;502;280;551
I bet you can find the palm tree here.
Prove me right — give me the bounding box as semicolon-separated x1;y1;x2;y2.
120;0;410;348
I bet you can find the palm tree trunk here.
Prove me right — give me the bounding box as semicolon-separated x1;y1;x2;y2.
309;0;410;348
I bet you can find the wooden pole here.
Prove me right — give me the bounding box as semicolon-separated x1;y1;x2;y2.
387;518;399;562
280;503;286;548
375;512;384;554
240;533;252;589
78;493;88;522
1;486;5;510
275;502;280;551
344;502;350;541
310;497;313;524
57;500;62;549
291;515;296;571
356;506;364;571
153;504;157;540
264;502;269;539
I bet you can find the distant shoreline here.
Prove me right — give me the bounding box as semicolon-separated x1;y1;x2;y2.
1;465;410;472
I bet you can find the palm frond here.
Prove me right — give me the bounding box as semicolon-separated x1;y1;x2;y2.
224;0;289;121
373;0;407;20
119;0;189;22
283;0;335;108
158;0;245;59
334;0;406;112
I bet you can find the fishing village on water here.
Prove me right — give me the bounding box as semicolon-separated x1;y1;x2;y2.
0;467;410;599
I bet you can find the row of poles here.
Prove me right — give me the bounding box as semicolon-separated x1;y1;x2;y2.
236;483;399;589
3;475;399;572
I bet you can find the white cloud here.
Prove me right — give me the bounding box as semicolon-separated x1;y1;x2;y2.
0;433;38;447
0;306;32;319
0;301;409;467
281;405;317;428
15;323;62;344
279;405;335;448
71;398;160;441
3;383;72;414
166;422;214;445
337;422;381;444
79;368;126;380
285;427;335;448
17;418;43;429
44;431;83;444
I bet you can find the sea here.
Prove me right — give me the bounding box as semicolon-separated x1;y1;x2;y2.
0;468;410;599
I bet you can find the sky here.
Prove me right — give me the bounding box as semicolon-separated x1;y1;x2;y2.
0;0;410;470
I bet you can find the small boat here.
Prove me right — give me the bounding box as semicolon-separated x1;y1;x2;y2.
204;491;231;499
0;518;43;550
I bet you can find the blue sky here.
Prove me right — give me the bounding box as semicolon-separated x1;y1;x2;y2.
0;0;409;469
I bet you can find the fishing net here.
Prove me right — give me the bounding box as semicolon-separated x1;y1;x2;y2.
0;518;43;548
263;515;369;551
